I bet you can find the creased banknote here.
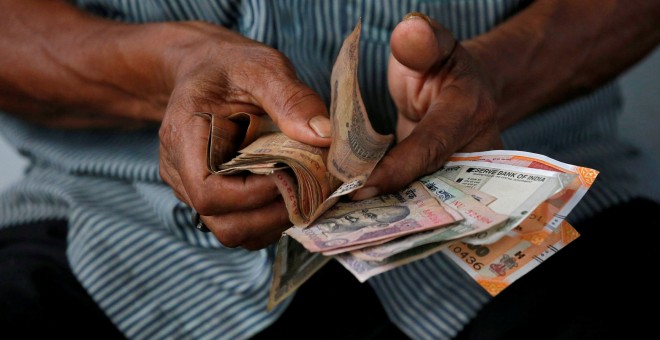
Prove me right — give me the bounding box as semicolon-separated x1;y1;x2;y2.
337;218;581;295
442;220;580;296
219;132;336;225
339;151;594;293
286;181;462;253
434;160;576;245
265;20;393;308
326;21;393;183
444;151;598;244
335;241;449;283
350;176;507;261
348;160;574;262
267;234;331;311
202;20;393;226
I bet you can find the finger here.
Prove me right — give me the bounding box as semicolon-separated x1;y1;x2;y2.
203;198;290;250
390;12;456;75
353;116;458;200
243;54;332;147
160;110;280;216
354;86;484;200
389;12;458;123
159;150;193;204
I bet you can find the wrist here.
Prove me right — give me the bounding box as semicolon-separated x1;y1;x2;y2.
91;20;237;122
68;21;177;122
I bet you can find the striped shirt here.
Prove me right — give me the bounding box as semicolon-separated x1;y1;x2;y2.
1;1;657;339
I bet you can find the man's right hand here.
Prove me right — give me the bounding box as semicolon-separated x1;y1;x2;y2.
157;22;332;250
0;1;331;250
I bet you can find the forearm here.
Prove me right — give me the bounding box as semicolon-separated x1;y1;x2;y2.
0;0;177;127
466;0;660;128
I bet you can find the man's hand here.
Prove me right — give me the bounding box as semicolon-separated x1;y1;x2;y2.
158;22;331;250
0;1;332;250
353;13;502;200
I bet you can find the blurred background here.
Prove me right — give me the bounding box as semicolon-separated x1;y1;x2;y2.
1;48;658;191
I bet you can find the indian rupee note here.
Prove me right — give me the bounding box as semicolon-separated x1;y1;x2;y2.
286;182;462;253
350;177;507;261
267;20;394;309
219;132;333;224
337;219;580;294
435;160;576;245
335;241;449;283
267;234;331;311
442;220;580;296
326;20;394;183
200;112;279;171
445;151;597;244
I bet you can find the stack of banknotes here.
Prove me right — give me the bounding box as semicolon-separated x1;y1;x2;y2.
198;21;598;310
268;150;596;309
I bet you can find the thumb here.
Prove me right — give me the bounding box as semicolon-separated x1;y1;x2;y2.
250;67;331;147
389;12;457;75
388;12;458;124
352;13;458;200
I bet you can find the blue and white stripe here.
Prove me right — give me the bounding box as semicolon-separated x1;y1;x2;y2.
1;0;656;339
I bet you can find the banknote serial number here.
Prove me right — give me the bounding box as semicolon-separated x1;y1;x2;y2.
452;245;486;271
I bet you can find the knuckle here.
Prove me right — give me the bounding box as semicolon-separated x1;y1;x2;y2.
189;193;215;216
258;47;291;68
158;165;169;184
242;46;293;76
158;166;190;205
158;121;172;143
158;146;178;188
171;190;188;205
279;85;319;119
214;225;246;249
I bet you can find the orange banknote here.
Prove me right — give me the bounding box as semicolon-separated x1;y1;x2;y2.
443;219;580;296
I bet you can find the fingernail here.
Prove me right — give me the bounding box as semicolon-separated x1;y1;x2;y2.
403;12;431;25
309;115;331;138
352;187;379;201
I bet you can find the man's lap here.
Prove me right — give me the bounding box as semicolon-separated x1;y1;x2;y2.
2;198;656;339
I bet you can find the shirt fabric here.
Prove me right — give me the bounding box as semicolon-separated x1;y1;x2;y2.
1;0;657;339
